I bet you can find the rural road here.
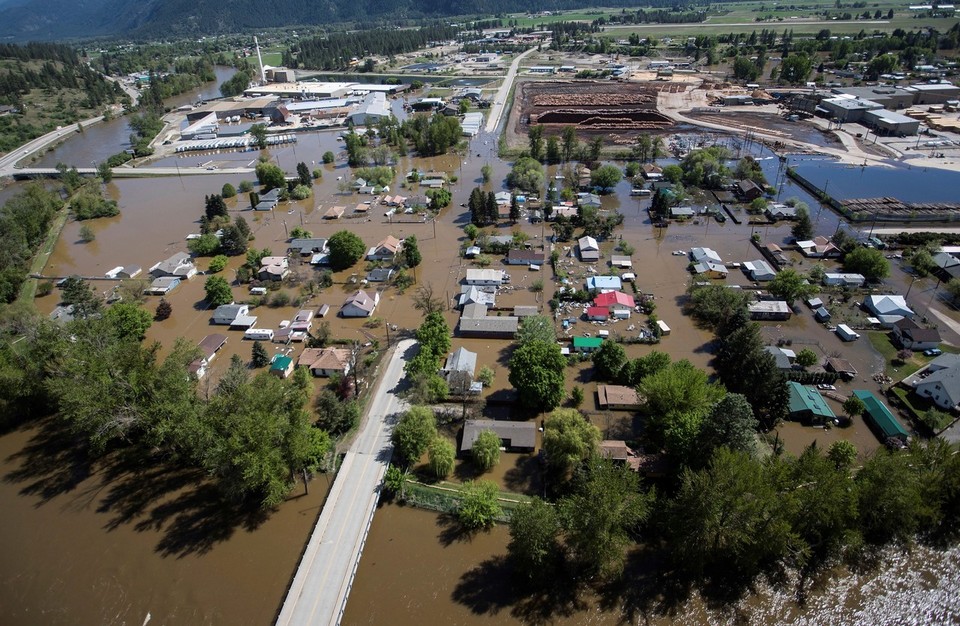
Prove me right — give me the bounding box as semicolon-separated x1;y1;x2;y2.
0;116;103;177
275;338;414;626
485;47;536;134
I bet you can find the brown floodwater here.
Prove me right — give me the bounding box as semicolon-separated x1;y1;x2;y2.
8;96;960;624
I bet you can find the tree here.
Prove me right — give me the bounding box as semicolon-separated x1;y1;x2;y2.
250;123;268;149
391;406;437;464
472;430;501;471
189;233;220;256
480;164;492;182
412;283;443;315
698;393;758;458
508;340;566;411
856;449;923;544
779;53;813;84
590;164;622;192
768;268;818;304
402;235;422;268
592;340;626;382
219;221;249;256
96;161;113;183
322;151;335;164
545;136;561;164
843;395;866;421
516;315;555;345
909;248;938;278
561;126;577;162
506;157;545;194
588;136;604;161
560;458;652;577
457;480;502;529
543;408;601;476
79;225;95;242
154;298;172;321
509;194;521;223
221;183;236;198
827;440;858;469
686;283;751;329
844;246;890;280
208;255;228;273
60;276;101;318
104;302;152;342
314;390;361;435
795;348;818;368
792;206;813;241
528;124;544;161
617;350;671;387
251;340;270;367
733;55;761;81
255;160;285;190
713;320;788;430
291;185;312;200
948;278;960;303
327;230;365;270
508;498;561;582
204;275;233;307
296;161;311;187
428;436;455;478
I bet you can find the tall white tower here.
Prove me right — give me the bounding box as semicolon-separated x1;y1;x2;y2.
254;36;267;83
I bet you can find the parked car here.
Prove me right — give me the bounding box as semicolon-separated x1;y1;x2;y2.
817;384;837;391
924;348;943;357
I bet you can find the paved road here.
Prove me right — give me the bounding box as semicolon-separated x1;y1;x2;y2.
485;47;536;134
9;166;254;178
0;117;104;177
276;338;414;626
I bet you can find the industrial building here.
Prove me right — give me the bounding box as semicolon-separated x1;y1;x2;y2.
347;92;392;126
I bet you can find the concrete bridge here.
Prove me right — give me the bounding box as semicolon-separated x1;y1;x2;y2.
275;339;413;626
8;166;254;180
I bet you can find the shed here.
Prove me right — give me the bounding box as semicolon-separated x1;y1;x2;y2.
836;324;860;341
597;384;643;410
578;236;600;262
853;390;909;443
270;355;295;379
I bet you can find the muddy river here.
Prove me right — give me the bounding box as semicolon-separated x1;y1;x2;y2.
3;89;960;623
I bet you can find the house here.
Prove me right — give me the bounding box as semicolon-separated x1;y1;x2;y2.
797;236;841;258
853;390;910;443
825;357;858;379
443;347;478;381
593;291;635;318
506;249;546;266
579;193;602;208
290;309;314;333
465;269;505;286
367;235;402;262
599;441;645;471
323;205;345;220
513;305;539;317
341;290;379;317
270;355;295;379
367;268;395;283
787;381;837;425
765;243;791;267
578;236;600;262
670;206;695;219
117;265;142;279
460;419;536;454
764;346;796;370
610;255;633;269
586;275;622;294
255;188;280;211
586;306;609;321
690;247;722;264
749;301;792;321
457;316;518;338
814;306;832;322
212;303;249;325
597;385;643;410
892;318;941;351
743;259;776;281
914;364;960;411
288;238;328;256
864;295;914;321
352;177;368;190
49;304;75;324
147;276;181;295
933;251;960;280
641;163;663;180
766;203;799;220
736;179;764;201
823;273;866;288
692;261;728;279
259;256;290;281
459;285;496;308
187;334;228;379
297;347;351;377
573;336;604;353
150;252;197;279
494;191;512;204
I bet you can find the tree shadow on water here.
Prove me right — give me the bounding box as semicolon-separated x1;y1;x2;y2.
3;415;93;503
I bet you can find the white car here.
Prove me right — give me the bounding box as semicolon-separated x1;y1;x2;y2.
817;384;836;392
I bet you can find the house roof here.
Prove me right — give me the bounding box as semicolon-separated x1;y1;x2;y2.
367;268;394;282
586;276;622;291
271;355;293;370
578;235;599;251
343;290;377;312
461;419;536;451
610;255;632;267
895;317;942;343
465;269;504;283
597;384;642;407
865;295;914;318
507;249;545;262
916;365;960;408
375;235;402;254
586;306;609;318
690;247;722;264
693;261;728;275
298;347;350;371
853;390;909;439
197;334;228;359
787;382;836;419
458;316;518;334
461;302;489;319
445;347;477;376
743;259;775;279
214;303;246;318
749;301;791;315
764;346;794;370
826;357;858;375
593;291;635;308
513;305;539;317
289;238;328;254
738;179;762;193
573;336;604;348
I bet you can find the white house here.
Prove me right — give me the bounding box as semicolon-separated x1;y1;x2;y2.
690;247;722;264
212;303;250;325
743;259;776;281
150;252;197;279
864;295;914;321
465;269;505;286
340;290;379;317
297;347;351;377
366;235;402;262
823;273;866;288
259;256;290;281
578;236;600;262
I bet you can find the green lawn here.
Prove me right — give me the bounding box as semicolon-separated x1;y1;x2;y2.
260;52;284;67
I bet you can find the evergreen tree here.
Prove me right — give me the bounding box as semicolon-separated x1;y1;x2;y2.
251;340;269;367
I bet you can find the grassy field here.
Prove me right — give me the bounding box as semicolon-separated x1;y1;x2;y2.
259;51;284;67
605;15;955;37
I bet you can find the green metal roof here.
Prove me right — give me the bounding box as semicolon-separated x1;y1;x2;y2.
573;336;604;348
853;390;909;441
787;382;836;420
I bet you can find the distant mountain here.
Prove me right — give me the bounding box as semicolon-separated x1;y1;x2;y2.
0;0;651;42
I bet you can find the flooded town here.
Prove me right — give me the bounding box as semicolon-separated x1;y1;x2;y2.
2;12;960;626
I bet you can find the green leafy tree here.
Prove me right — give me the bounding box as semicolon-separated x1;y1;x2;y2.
189;233;220;256
60;276;102;318
221;183;236;198
250;123;268;149
686;283;751;329
428;436;455;478
844;246;890;280
714;319;789;430
827;439;858;469
617;350;671;387
545;136;561;164
543;408;601;476
296;161;312;186
528;124;544;161
480;164;492;183
204;275;233;307
506;157;545;194
792;206;813;241
78;225;95;242
779;53;813;84
392;406;437;464
322;151;335;164
856;449;923;544
402;235;422;268
291;184;312;200
251;340;270;367
508;498;561;582
255;160;286;190
592;341;626;382
314;389;361;435
590;164;622;191
104;302;152;342
516;315;556;345
471;430;501;471
843;395;867;420
208;255;228;273
561;125;577;162
698;393;758;458
327;230;366;270
768;268;818;304
795;348;818;368
909;248;938;278
457;480;502;529
508;340;566;411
